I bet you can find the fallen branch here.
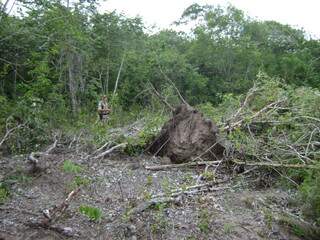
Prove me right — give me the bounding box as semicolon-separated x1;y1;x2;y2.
83;141;111;160
0;118;25;147
44;187;81;223
45;138;58;154
277;212;320;240
27;139;59;173
152;181;229;199
223;99;285;131
148;81;174;111
145;160;221;171
25;188;80;237
226;83;259;123
127;183;230;219
92;143;127;159
232;159;320;169
158;63;189;107
25;221;75;237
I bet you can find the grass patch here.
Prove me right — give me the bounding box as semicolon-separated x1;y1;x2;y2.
198;209;210;234
0;183;10;204
63;160;83;174
79;205;102;222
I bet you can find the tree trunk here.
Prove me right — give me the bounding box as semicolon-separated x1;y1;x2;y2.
68;53;77;114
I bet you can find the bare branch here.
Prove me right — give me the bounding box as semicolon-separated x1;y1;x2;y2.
232;159;320;169
0;118;24;148
158;63;189;106
145;160;221;171
92;143;127;159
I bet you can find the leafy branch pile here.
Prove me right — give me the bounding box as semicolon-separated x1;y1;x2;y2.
200;72;320;223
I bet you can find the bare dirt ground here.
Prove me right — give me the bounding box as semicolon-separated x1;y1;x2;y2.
0;148;303;240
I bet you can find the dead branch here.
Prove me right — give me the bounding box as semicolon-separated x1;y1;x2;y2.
148;82;174;111
232;159;320;169
92;143;127;159
226;83;259;123
192;141;223;162
277;212;320;240
152;180;229;199
158;63;189;106
223;99;285;131
0;118;24;147
91;141;111;156
127;184;230;219
145;160;221;171
46;187;81;223
45;138;58;154
27;139;59;172
82;141;112;160
25;221;76;237
25;188;80;237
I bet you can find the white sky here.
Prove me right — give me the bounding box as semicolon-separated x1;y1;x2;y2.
101;0;320;38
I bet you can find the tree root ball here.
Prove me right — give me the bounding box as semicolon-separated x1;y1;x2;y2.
149;104;225;163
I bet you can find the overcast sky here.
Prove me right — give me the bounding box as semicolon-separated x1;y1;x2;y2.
101;0;320;38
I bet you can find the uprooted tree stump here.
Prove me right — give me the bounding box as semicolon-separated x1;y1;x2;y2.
149;104;225;164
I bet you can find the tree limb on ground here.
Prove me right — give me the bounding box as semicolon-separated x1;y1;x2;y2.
28;138;59;173
222;99;285;132
92;143;127;159
25;188;81;237
277;212;320;240
145;160;221;171
232;159;320;169
126;183;230;220
225;83;259;123
0;118;25;148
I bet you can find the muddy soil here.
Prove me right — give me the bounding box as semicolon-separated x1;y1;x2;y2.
0;149;302;240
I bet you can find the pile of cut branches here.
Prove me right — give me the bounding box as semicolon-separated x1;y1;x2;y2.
205;73;320;224
215;73;320;174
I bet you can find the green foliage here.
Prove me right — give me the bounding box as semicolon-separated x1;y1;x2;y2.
223;223;235;234
68;176;91;191
278;214;320;239
124;111;168;155
198;209;210;234
161;177;173;197
1;0;320;155
299;164;320;224
0;183;10;204
79;205;102;222
5;172;33;185
150;203;169;234
202;171;216;181
262;208;273;229
146;175;153;187
62;160;83;174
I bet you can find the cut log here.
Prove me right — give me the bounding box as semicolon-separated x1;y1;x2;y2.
148;104;225;163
